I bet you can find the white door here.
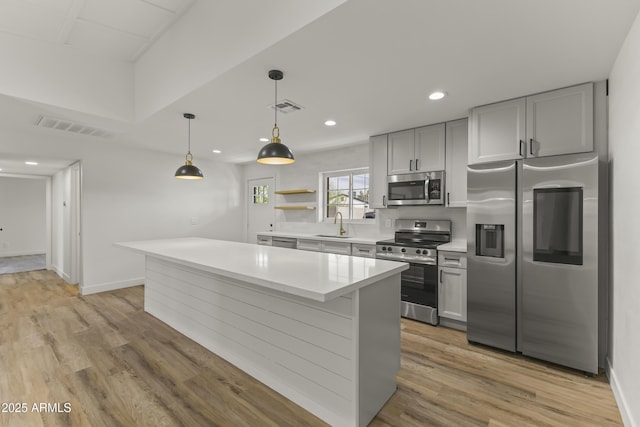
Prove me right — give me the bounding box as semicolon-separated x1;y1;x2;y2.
246;177;275;244
69;163;81;284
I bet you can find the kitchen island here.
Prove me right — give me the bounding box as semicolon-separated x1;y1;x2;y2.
116;237;408;427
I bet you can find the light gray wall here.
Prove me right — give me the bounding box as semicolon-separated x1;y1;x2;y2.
608;8;640;427
0;176;46;257
243;142;467;240
2;126;244;294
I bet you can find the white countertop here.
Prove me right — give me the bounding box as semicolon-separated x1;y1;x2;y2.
437;239;467;253
256;231;390;245
116;237;408;302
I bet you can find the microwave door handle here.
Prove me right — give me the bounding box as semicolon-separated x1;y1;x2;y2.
424;177;430;202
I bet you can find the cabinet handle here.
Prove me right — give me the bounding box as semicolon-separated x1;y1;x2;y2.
439;269;443;283
447;192;450;206
382;195;386;207
409;159;413;171
519;140;525;157
415;158;420;170
529;138;534;155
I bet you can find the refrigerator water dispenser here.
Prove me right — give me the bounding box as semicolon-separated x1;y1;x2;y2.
476;224;504;258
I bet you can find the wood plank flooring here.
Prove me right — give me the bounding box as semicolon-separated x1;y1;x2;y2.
0;270;622;426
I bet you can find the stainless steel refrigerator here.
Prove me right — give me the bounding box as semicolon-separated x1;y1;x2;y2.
467;152;600;374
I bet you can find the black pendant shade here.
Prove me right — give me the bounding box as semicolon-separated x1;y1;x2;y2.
175;113;204;179
257;69;295;165
257;141;295;164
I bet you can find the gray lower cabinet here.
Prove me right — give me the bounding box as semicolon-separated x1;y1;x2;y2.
257;235;272;246
297;239;322;252
438;251;467;330
321;240;352;255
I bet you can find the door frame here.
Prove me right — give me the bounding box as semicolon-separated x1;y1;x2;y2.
245;176;276;243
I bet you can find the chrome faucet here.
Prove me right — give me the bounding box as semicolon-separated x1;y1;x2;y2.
334;212;346;236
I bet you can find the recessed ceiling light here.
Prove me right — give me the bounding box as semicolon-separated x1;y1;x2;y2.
259;137;269;142
25;161;39;165
212;149;222;154
324;120;337;127
0;168;3;171
428;91;447;101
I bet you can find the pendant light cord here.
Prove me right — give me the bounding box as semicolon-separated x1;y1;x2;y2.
188;117;191;155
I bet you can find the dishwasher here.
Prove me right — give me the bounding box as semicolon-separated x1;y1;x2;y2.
271;237;297;249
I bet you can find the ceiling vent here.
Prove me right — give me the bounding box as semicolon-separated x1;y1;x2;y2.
34;115;115;138
270;99;304;114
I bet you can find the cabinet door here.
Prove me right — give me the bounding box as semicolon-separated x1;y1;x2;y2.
369;134;388;209
321;241;351;255
526;83;593;158
415;123;445;171
297;239;322;252
387;129;416;175
351;244;376;258
469;98;526;164
445;119;468;207
438;266;467;322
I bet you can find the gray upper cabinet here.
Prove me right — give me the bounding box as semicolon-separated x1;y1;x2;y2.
445;118;468;208
469;83;594;165
469;98;526;164
387;123;445;174
526;83;593;158
369;134;388;209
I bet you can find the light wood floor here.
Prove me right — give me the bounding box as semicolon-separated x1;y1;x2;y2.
0;270;622;426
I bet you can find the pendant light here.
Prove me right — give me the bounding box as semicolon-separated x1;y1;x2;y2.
175;113;204;179
257;69;295;165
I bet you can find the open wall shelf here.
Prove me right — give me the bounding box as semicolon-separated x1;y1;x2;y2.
274;206;316;210
275;189;316;195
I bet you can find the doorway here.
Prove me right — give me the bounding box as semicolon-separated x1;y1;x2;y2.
246;177;275;244
0;176;47;274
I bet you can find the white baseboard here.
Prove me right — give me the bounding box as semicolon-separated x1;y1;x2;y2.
81;277;144;295
607;357;637;427
50;264;71;282
0;249;46;257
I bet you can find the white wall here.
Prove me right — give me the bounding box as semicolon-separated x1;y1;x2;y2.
0;33;132;121
608;9;640;427
2;126;244;294
244;142;466;240
0;176;46;257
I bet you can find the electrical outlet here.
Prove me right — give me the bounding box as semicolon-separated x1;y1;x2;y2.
384;219;392;228
190;216;198;225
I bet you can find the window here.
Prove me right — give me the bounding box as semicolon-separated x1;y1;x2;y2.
321;168;375;221
252;185;269;204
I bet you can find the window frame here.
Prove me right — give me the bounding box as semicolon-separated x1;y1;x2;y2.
319;167;375;224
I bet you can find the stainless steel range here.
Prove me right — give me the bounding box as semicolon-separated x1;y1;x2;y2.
376;219;451;325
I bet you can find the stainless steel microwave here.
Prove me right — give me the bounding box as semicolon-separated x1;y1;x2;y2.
387;171;445;206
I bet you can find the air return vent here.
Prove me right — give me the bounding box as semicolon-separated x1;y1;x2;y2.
34;115;114;138
269;99;304;114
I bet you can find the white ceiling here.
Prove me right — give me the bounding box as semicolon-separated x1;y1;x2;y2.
1;0;639;176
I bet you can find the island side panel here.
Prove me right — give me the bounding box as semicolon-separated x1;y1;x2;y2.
356;274;401;426
143;256;356;426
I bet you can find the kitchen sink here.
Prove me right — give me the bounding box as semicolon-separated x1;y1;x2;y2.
315;234;351;239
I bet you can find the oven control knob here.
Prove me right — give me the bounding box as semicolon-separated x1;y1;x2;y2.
381;246;386;251
422;250;428;255
401;248;406;253
416;249;421;254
